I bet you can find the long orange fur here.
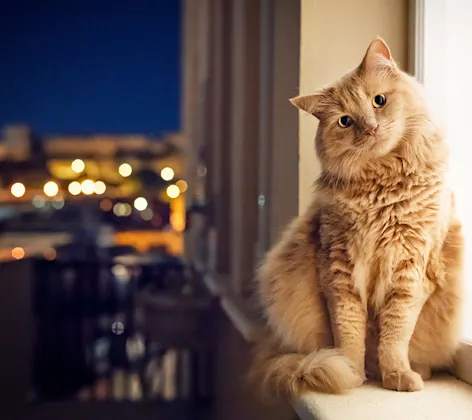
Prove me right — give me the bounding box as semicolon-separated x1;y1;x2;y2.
250;38;464;400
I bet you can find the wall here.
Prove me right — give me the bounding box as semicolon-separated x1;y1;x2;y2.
180;0;300;418
298;0;409;212
181;0;300;291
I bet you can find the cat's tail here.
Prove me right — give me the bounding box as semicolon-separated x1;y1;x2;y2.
249;337;363;401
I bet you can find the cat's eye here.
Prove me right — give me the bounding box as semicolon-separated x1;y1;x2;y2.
338;115;352;128
372;94;387;108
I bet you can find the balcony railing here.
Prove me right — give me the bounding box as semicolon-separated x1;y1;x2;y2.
0;249;217;420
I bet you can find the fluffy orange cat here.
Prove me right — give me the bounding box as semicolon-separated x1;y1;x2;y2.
251;38;464;399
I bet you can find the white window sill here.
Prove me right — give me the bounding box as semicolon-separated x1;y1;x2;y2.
200;269;472;420
294;375;472;420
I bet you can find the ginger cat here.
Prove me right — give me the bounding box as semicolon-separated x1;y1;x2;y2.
251;38;464;399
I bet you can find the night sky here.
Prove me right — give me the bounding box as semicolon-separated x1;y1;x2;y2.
0;0;181;136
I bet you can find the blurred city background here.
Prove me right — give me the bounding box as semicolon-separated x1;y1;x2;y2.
0;1;412;420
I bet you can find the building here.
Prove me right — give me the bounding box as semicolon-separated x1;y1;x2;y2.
0;126;188;253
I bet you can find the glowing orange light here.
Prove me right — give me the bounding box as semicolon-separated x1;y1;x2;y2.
176;180;188;193
100;198;113;212
44;248;57;261
170;213;186;232
12;247;25;260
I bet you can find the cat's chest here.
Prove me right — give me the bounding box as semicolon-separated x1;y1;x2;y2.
349;207;408;309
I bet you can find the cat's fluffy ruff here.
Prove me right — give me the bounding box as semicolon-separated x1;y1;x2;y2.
251;38;464;400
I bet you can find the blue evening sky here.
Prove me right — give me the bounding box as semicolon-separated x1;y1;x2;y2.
0;0;181;136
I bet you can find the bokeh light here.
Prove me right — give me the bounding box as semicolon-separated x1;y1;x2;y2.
81;179;95;195
166;184;180;199
100;198;113;212
32;195;46;209
44;181;59;197
113;203;124;217
94;181;106;195
141;208;153;221
122;203;132;216
10;182;26;198
160;167;174;181
44;248;57;261
71;159;85;173
112;264;131;283
113;203;132;217
134;197;148;211
118;163;132;177
12;247;25;260
176;180;188;193
52;196;65;210
68;181;81;196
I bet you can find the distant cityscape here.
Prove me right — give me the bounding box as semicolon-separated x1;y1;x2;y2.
0;124;187;258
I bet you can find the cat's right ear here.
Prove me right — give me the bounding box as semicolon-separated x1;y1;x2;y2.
360;37;395;73
289;91;326;119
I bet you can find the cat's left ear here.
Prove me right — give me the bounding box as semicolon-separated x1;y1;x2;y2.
360;37;396;73
289;91;327;118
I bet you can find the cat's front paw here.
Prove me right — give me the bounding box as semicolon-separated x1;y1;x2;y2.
382;370;424;392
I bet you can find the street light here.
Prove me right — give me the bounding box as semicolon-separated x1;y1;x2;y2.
94;181;106;195
166;184;180;199
134;197;148;211
12;247;25;260
68;181;81;196
44;181;59;197
10;182;26;198
119;163;132;177
71;159;85;173
161;167;174;181
81;179;95;195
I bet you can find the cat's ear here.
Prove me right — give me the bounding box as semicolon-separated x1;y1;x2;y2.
290;91;327;118
360;37;395;73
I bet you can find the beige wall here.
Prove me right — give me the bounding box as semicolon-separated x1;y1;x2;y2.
298;0;409;212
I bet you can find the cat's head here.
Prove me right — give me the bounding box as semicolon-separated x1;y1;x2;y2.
291;37;426;178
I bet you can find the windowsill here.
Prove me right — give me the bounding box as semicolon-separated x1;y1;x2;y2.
199;267;472;420
199;269;263;341
294;375;472;420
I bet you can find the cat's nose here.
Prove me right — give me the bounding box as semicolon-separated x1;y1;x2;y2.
364;124;379;136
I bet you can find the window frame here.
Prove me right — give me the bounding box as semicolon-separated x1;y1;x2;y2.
410;0;472;386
